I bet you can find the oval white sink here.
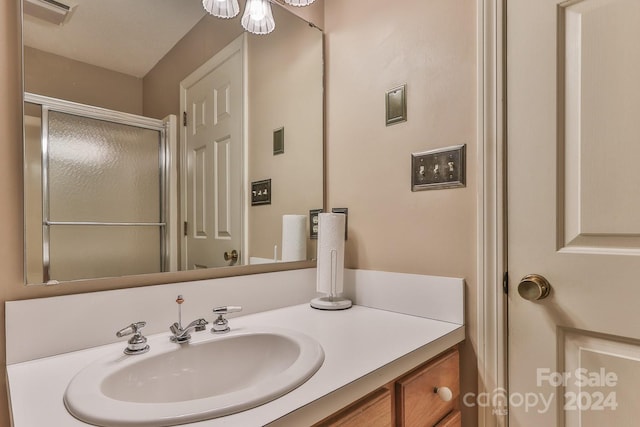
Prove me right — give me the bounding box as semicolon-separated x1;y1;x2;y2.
64;327;324;426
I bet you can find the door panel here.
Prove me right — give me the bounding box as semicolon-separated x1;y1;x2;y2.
561;329;640;426
560;0;640;252
214;136;232;240
508;0;640;426
194;145;207;238
185;48;242;269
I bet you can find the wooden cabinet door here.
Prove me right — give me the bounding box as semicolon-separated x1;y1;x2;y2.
435;410;461;427
395;349;460;426
315;387;392;427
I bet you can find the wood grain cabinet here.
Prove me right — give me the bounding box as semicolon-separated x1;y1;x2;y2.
434;410;461;427
396;348;460;426
315;347;460;427
315;387;393;427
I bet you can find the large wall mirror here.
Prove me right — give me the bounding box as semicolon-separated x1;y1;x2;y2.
21;0;324;285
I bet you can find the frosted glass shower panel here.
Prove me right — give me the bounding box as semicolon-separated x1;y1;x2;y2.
48;111;161;223
48;226;161;281
42;110;167;282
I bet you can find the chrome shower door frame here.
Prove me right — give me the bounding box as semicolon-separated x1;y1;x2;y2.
24;93;170;284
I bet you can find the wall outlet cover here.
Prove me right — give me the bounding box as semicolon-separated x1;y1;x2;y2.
309;209;323;239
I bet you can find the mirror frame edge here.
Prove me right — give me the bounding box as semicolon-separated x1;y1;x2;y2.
22;260;317;294
19;2;324;289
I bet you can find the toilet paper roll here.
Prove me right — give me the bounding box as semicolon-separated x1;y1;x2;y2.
316;213;346;295
282;215;307;262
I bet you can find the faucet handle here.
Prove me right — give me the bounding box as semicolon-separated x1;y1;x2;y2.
211;306;242;334
212;306;242;315
116;321;147;338
116;322;149;355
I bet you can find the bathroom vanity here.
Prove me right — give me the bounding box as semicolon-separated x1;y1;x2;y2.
6;269;464;426
314;347;460;426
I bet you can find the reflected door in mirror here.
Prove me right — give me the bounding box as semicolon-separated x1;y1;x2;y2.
184;45;243;269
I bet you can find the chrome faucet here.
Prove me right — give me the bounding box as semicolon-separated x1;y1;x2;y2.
170;318;209;343
169;295;208;343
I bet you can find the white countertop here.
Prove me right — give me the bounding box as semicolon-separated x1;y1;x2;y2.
7;303;464;427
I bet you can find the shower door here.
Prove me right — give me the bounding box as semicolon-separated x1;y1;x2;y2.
25;93;170;284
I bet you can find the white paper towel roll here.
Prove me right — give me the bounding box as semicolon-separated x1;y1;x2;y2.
316;213;346;295
282;215;307;262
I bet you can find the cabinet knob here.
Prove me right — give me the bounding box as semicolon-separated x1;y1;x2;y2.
434;386;453;402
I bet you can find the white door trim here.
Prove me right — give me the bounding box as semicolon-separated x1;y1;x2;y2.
163;113;179;272
179;34;248;270
477;0;508;425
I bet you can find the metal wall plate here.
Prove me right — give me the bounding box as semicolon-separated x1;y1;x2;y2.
273;127;284;155
309;209;323;239
386;84;407;126
251;179;271;205
411;144;466;191
331;207;348;240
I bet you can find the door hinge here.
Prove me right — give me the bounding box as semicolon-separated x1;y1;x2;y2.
183;221;188;236
503;271;509;295
183;111;187;127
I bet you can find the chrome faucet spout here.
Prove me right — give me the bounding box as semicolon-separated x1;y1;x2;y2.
169;295;208;343
170;318;208;343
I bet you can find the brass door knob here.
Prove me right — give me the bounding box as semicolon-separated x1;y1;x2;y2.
517;274;551;301
224;250;239;263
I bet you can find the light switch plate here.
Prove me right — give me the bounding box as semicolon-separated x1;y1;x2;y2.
411;144;466;191
251;179;271;205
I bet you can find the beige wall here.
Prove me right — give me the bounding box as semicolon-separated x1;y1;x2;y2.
323;0;478;425
0;1;479;427
2;1;28;423
142;16;243;120
247;8;324;261
143;1;324;120
23;46;143;114
281;0;324;29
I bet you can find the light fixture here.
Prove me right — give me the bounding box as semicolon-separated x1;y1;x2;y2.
241;0;275;35
284;0;316;6
202;0;240;19
203;0;315;36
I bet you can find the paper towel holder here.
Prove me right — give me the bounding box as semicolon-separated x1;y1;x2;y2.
310;295;352;310
311;247;352;310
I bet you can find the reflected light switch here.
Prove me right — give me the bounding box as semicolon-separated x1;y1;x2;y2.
251;179;271;205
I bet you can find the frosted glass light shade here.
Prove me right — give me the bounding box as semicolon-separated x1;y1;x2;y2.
202;0;240;18
284;0;316;6
241;0;275;35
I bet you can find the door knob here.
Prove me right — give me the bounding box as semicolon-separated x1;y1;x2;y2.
224;250;239;263
517;274;551;301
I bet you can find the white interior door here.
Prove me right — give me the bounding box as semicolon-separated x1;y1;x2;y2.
508;0;640;425
182;41;243;269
